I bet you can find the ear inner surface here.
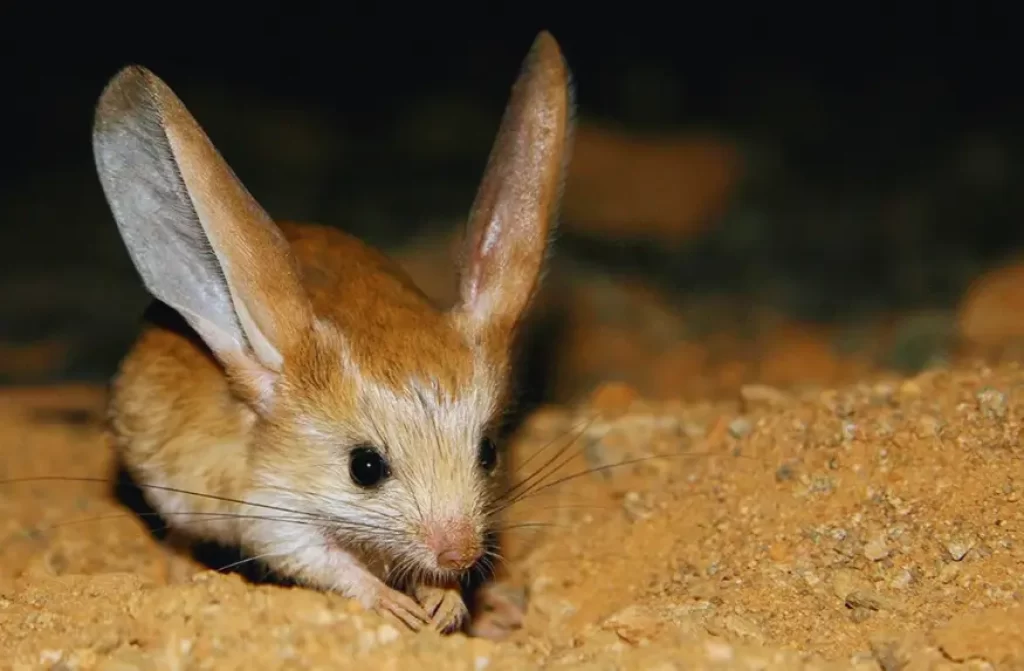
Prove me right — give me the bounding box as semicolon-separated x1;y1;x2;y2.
92;66;312;373
457;31;575;337
160;93;311;371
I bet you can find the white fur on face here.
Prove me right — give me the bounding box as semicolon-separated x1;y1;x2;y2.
243;338;504;587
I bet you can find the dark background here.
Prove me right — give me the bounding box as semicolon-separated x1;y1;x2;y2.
1;4;1022;396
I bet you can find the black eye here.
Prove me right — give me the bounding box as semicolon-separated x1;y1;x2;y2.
478;436;498;473
349;445;390;488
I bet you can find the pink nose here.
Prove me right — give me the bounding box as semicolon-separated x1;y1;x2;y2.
423;519;483;570
437;547;479;570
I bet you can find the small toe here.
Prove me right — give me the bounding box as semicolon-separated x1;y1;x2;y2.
375;585;431;631
413;584;469;634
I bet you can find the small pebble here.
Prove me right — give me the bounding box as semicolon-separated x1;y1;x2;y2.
889;569;913;590
767;542;790;562
846;589;896;612
914;415;942;438
716;613;765;643
622;491;653;522
938;563;961;584
727;417;753;438
897;380;922;401
946;538;974;561
871;383;895;404
775;463;797;482
376;624;400;644
976;387;1008;419
39;651;64;665
704;640;735;662
832;569;869;601
864;536;890;561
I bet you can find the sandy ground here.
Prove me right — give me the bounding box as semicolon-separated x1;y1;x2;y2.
1;355;1022;670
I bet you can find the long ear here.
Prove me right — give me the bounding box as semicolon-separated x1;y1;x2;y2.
92;66;313;388
454;31;575;338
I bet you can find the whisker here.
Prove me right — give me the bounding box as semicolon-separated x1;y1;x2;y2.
261;484;407;525
508;413;593;478
478;549;508;574
214;545;317;574
1;477;415;544
37;510;329;534
510;413;599;485
469;554;496;583
492;521;562;532
496;413;598;506
485;501;616;526
0;476;322;519
491;449;767;518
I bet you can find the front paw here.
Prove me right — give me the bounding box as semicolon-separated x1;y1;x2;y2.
413;584;469;634
365;582;432;631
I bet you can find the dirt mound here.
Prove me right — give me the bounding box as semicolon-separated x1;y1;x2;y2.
1;360;1022;669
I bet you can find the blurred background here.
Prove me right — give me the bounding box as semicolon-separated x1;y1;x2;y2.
2;4;1023;410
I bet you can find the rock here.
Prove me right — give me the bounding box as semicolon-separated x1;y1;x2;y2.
601;604;663;645
589;381;640;418
739;384;791;411
958;263;1024;347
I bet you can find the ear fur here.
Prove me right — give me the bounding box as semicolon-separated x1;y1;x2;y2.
455;31;575;338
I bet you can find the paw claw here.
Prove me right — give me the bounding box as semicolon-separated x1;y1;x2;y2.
413;584;469;634
372;585;431;631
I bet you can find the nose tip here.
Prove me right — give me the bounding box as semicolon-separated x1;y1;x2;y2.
437;547;480;571
423;519;482;571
